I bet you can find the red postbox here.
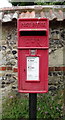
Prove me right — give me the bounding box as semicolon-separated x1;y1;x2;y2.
18;18;49;93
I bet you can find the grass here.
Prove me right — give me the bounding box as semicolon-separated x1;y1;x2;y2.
2;92;29;119
2;89;64;120
37;91;63;119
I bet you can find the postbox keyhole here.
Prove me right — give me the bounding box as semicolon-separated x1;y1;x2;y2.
24;69;26;72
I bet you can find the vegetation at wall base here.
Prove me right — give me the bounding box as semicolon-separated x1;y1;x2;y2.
2;89;64;120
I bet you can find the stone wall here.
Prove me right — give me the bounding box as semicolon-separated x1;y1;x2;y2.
0;20;65;92
1;21;17;89
49;21;65;93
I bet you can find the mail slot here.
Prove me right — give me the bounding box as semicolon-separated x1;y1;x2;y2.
20;30;47;36
18;18;49;93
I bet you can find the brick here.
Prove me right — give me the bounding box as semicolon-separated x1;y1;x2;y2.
49;67;55;71
49;67;65;71
55;67;65;71
13;68;18;72
63;67;65;71
0;67;6;71
6;67;12;70
55;67;61;71
60;67;65;71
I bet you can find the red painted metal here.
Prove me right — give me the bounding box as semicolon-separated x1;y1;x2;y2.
18;18;49;93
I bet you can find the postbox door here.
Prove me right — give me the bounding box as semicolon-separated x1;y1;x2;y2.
18;49;48;93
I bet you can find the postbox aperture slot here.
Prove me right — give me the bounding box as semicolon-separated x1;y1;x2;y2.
20;31;46;36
